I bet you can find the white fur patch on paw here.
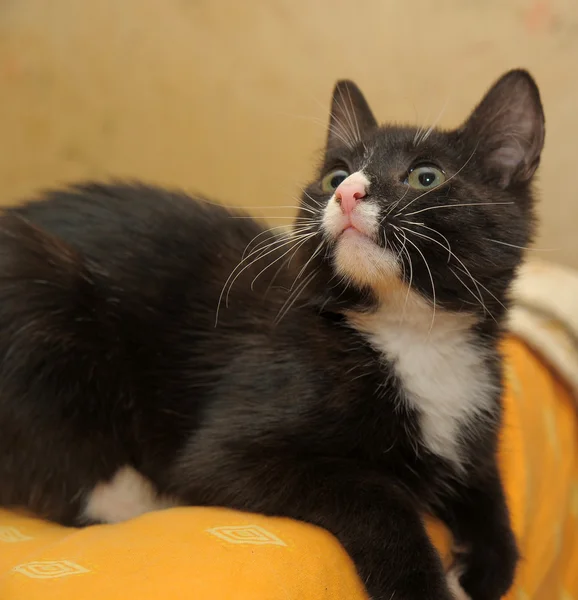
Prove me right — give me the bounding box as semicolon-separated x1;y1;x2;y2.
84;466;176;524
446;567;471;600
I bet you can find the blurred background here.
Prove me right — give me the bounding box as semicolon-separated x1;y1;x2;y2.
0;0;576;265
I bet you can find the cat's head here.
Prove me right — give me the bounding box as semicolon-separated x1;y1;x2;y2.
294;69;545;322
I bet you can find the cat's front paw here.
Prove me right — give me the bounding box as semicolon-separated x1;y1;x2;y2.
446;566;472;600
457;534;519;600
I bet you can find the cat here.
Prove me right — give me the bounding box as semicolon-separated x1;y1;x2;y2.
0;69;544;600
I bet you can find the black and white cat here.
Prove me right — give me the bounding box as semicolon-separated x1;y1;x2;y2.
0;69;544;600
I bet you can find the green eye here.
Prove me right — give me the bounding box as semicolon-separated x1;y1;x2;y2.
321;169;350;193
407;165;446;190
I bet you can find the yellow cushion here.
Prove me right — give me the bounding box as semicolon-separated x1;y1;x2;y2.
0;337;577;599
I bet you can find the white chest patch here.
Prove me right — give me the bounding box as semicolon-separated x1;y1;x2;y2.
84;466;177;524
349;292;495;469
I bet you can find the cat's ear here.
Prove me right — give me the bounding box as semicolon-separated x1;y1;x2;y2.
327;80;377;149
460;69;545;188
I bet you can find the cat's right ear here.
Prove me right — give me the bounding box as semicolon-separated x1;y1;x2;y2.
459;69;545;189
326;80;377;149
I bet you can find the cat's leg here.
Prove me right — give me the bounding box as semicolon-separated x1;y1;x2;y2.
83;466;178;524
434;464;518;600
176;457;455;600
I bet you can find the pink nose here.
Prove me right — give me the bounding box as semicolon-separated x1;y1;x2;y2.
335;182;366;215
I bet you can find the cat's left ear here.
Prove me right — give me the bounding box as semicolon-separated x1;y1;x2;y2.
326;80;378;149
460;69;545;188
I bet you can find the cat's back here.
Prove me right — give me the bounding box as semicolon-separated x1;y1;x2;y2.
0;182;287;522
8;182;262;287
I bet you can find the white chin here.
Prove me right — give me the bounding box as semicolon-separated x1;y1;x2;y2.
333;230;400;289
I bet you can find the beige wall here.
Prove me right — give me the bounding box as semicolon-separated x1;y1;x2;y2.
0;0;577;265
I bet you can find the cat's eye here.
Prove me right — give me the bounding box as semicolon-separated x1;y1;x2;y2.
321;169;350;193
406;165;446;190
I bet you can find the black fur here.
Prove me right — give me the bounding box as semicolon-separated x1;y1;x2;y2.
0;70;544;600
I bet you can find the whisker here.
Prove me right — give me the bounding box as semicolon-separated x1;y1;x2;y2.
250;233;317;291
345;84;368;153
248;205;315;212
229;215;315;221
412;104;430;147
345;84;362;144
449;266;498;324
275;269;318;325
413;123;425;147
242;224;313;259
194;196;318;215
401;225;495;319
404;201;514;218
242;226;289;260
264;232;319;295
293;241;324;287
243;232;299;263
400;220;452;263
215;232;315;325
391;227;409;263
274;97;355;149
327;104;358;149
383;185;410;219
398;229;414;322
329;121;355;149
264;257;292;294
299;188;325;208
390;228;409;284
454;265;508;312
336;86;359;145
333;116;356;150
250;230;316;265
402;234;437;333
415;96;450;146
247;225;315;258
308;93;356;148
293;205;320;216
483;238;557;252
227;233;316;304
